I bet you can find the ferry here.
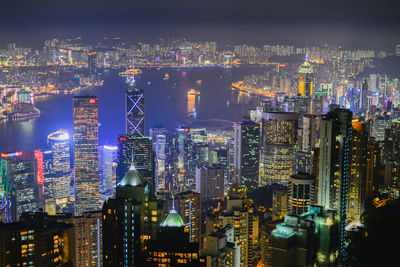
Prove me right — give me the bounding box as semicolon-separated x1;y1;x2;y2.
163;73;170;80
188;89;200;96
196;80;202;85
119;68;142;77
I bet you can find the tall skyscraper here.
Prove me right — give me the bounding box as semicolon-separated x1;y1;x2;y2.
47;129;71;211
165;191;202;243
196;165;224;201
233;120;260;191
318;108;352;266
212;190;258;267
102;167;164;267
348;120;367;223
73;96;99;215
88;51;97;77
126;85;145;136
260;112;299;185
116;135;155;193
0;151;44;222
298;58;314;96
99;145;117;194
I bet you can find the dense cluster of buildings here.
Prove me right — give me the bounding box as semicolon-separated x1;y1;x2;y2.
1;39;400;266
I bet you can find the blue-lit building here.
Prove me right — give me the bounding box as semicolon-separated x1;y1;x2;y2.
270;205;338;267
318;108;352;266
233;120;260;191
126;85;145;137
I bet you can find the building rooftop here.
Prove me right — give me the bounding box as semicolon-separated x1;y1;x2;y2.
118;165;145;187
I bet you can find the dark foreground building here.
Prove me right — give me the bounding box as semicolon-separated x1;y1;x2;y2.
0;212;74;266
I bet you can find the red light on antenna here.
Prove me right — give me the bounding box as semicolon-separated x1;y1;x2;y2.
90;99;96;104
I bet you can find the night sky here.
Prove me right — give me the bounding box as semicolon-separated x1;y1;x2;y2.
0;0;399;49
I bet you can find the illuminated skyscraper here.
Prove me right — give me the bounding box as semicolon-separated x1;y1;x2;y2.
99;145;117;194
0;151;44;222
47;129;71;211
298;58;314;97
151;129;168;193
116;135;155;193
318;108;352;266
126;85;145;136
145;207;204;266
348;120;367;223
233;120;260;191
288;172;316;215
102;167;164;267
260;112;299;185
165;191;202;244
270;205;338;267
73;96;99;215
88;51;97;77
213;191;258;267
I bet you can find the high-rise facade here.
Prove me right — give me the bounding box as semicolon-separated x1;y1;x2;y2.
233;120;260;191
126;86;145;136
318;108;352;266
348;120;367;223
145;208;204;266
102;167;164;266
270;205;338;267
202;224;241;267
73;96;99;215
116;135;155;192
99;145;117;194
260;112;298;185
298;58;314;97
0;151;44;222
196;165;224;201
47;129;71;211
72;211;103;267
0;212;74;266
165;191;202;243
88;51;97;77
288;172;316;215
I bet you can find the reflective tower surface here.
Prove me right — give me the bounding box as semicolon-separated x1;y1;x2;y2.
116;135;155;193
47;129;71;211
233;120;260;191
318;108;352;266
260;112;299;186
126;84;145;136
73;96;99;215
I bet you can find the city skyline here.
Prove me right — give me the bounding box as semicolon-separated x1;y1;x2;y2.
1;1;400;266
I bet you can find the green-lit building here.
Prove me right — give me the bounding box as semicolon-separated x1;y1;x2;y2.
145;206;205;266
270;205;338;267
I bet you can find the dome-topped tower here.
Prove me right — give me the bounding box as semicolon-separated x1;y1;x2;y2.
117;165;144;187
161;196;185;227
161;209;185;227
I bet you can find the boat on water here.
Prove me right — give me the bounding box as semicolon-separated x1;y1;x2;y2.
163;73;170;80
196;80;202;85
188;89;200;96
119;68;142;77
